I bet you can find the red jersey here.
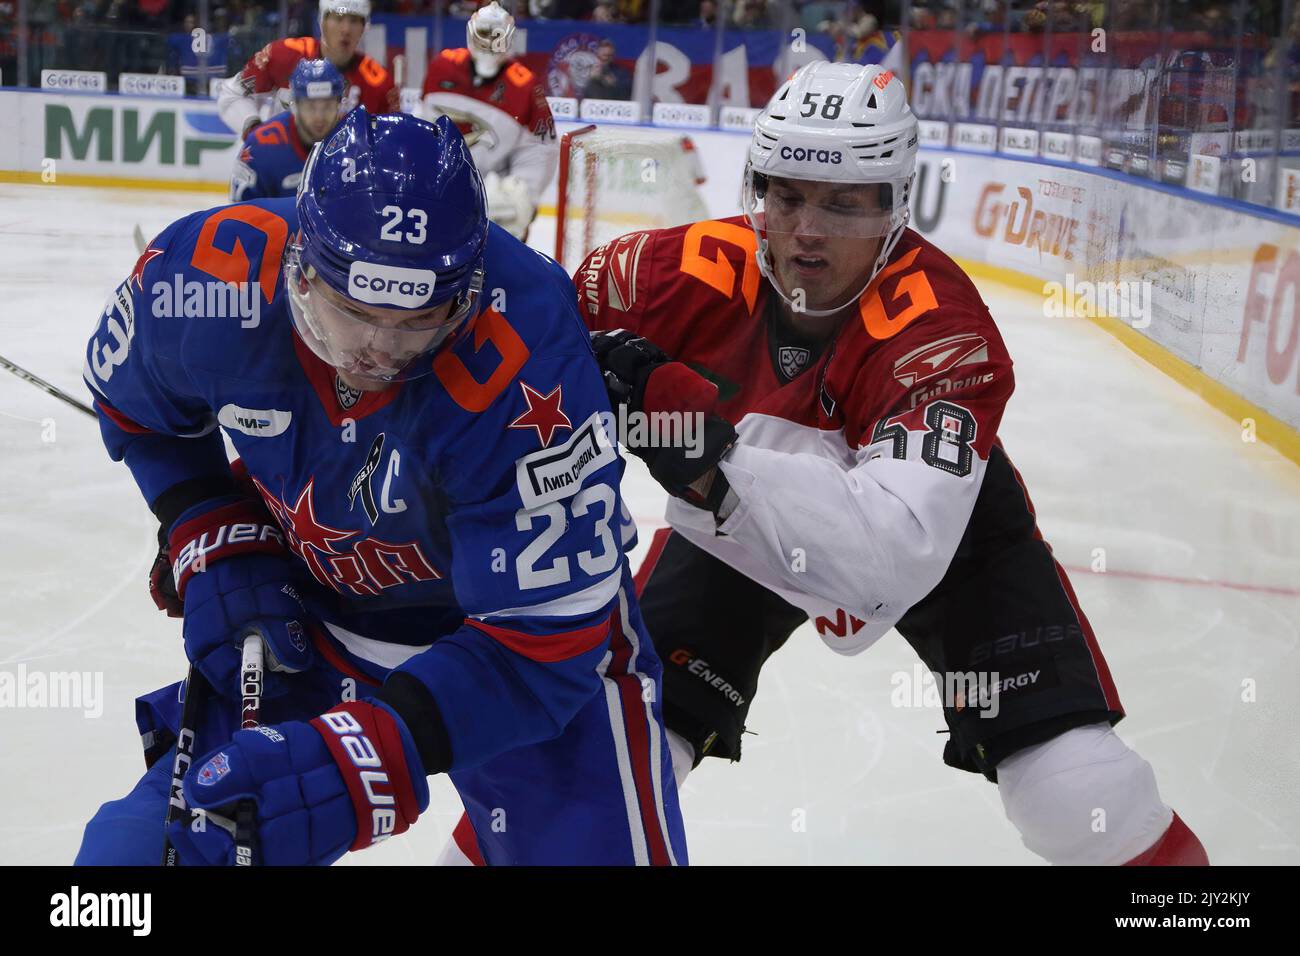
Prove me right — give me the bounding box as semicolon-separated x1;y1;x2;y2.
237;36;399;116
419;48;557;201
578;217;1011;450
421;48;555;143
577;218;1023;654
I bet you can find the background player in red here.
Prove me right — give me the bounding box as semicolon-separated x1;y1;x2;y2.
574;63;1210;866
218;0;398;141
421;1;558;239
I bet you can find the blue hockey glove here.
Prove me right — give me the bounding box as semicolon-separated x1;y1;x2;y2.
171;499;314;695
167;701;429;866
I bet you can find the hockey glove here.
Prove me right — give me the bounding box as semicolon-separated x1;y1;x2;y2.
590;329;738;514
170;498;314;696
168;701;429;866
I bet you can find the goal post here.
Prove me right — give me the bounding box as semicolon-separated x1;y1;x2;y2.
554;123;709;271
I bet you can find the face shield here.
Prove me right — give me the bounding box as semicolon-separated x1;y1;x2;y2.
742;166;904;316
743;167;895;241
285;241;483;384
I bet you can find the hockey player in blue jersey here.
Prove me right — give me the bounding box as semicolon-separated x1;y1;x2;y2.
76;107;687;866
229;59;345;202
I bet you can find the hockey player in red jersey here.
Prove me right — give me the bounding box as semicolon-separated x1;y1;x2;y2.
421;1;558;239
217;0;398;140
568;62;1210;866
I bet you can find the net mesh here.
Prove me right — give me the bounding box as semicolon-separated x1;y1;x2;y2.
557;126;709;271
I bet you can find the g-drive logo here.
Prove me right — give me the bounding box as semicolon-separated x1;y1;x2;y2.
780;145;843;165
348;261;437;307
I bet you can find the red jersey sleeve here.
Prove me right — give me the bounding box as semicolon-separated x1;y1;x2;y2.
352;54;398;113
239;37;319;95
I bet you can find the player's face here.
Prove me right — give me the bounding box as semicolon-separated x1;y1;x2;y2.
757;177;890;320
295;98;342;144
287;258;477;389
322;14;365;63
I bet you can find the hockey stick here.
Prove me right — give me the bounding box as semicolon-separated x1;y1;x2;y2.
162;663;211;866
160;631;266;866
234;631;264;866
0;354;96;418
133;223;147;254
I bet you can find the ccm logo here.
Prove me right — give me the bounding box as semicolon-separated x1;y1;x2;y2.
318;710;400;846
347;261;437;307
780;146;843;164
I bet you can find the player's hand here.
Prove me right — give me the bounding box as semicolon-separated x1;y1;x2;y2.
169;499;315;695
166;701;429;866
182;555;314;696
590;329;738;513
149;525;182;618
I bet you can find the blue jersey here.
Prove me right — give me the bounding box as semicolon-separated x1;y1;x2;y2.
84;198;646;773
230;112;311;202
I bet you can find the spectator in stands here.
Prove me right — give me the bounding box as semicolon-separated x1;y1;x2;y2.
799;1;838;34
660;0;713;26
819;7;880;61
733;0;772;30
1023;1;1089;33
528;0;595;19
1111;0;1157;30
591;0;619;22
1190;1;1233;40
584;36;632;99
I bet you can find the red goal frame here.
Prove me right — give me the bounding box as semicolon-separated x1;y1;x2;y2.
554;123;597;267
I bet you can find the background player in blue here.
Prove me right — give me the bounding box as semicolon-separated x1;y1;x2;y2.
229;59;345;202
77;108;686;866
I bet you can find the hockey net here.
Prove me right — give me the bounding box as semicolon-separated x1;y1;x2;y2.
555;124;709;271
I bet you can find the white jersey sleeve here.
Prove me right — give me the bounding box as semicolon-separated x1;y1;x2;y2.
665;411;984;652
217;74;264;140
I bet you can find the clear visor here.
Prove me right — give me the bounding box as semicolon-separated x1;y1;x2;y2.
742;168;895;240
286;248;482;384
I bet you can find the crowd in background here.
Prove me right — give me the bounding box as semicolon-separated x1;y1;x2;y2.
0;0;1295;125
0;1;901;89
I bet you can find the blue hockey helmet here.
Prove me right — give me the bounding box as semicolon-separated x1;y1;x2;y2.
288;108;488;384
289;58;345;103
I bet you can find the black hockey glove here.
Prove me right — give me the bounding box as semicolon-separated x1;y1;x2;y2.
590;329;738;515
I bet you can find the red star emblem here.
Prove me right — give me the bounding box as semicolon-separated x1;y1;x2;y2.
508;382;572;447
253;476;357;555
129;244;163;292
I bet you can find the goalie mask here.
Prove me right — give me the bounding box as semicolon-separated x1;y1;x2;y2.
742;62;918;317
467;1;516;79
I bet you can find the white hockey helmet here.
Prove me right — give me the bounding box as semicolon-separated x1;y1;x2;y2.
467;1;516;79
319;0;370;23
742;61;919;316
